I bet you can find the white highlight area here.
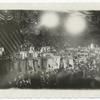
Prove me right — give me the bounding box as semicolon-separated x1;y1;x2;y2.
40;12;59;28
64;15;87;35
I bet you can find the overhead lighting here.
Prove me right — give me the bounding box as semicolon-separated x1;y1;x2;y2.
39;12;60;28
64;14;87;36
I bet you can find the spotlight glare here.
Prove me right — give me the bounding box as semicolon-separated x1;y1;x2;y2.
64;15;87;35
40;12;59;28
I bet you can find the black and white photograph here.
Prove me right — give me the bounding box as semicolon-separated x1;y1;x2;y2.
0;9;100;89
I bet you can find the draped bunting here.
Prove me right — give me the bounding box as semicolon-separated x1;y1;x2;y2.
0;21;23;55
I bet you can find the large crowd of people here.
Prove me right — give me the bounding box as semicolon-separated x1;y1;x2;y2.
12;42;100;77
0;42;100;88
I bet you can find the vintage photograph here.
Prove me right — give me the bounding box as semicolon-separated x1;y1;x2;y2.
0;10;100;89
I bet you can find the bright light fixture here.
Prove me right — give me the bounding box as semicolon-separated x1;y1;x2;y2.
40;12;59;28
64;15;87;35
